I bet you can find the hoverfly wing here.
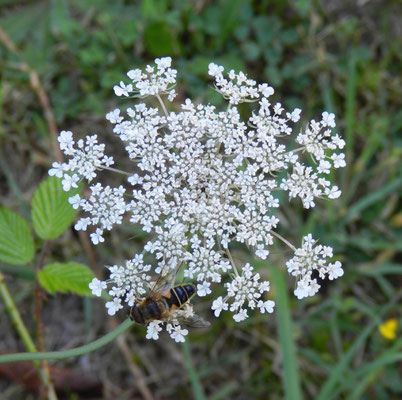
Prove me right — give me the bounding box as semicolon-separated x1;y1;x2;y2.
147;260;185;298
179;313;211;328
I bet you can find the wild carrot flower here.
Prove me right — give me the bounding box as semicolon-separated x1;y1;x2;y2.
50;57;345;341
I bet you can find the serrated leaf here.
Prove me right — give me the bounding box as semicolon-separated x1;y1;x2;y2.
32;176;80;240
0;208;35;265
38;262;94;296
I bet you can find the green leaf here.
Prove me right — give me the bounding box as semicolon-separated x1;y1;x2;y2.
38;262;95;296
141;0;166;21
0;208;34;265
144;21;180;56
213;0;243;48
31;176;80;240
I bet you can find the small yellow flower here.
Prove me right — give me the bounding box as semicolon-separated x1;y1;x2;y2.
378;318;398;340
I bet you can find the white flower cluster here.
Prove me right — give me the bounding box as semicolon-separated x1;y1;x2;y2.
145;303;198;342
286;234;344;299
185;240;232;294
114;57;177;101
49;132;114;191
212;264;275;322
280;162;341;209
51;58;345;341
89;255;153;315
69;184;129;244
146;320;189;343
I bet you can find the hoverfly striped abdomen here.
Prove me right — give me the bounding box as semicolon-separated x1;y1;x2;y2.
165;284;196;309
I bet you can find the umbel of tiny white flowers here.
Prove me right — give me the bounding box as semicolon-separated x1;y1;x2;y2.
50;57;346;342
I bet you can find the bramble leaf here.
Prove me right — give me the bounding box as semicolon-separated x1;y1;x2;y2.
38;262;94;296
32;176;80;240
0;208;35;265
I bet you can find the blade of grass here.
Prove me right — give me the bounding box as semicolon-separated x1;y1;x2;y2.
320;72;336;114
360;263;402;276
210;381;239;400
374;276;394;299
342;176;402;224
320;71;336;223
271;265;303;400
342;52;357;188
347;335;402;400
299;348;331;373
182;340;207;400
348;353;402;400
332;337;402;399
332;233;402;251
330;310;343;358
317;291;402;400
317;320;376;400
343;115;389;205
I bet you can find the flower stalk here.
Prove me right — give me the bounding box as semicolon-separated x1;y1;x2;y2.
0;272;58;399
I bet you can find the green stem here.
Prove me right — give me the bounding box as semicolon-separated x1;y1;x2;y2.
0;318;134;363
99;165;132;176
271;266;303;400
225;248;240;277
0;272;37;353
156;94;169;117
270;230;297;251
0;272;58;399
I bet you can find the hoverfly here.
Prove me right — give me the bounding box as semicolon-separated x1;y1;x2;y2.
129;272;210;328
